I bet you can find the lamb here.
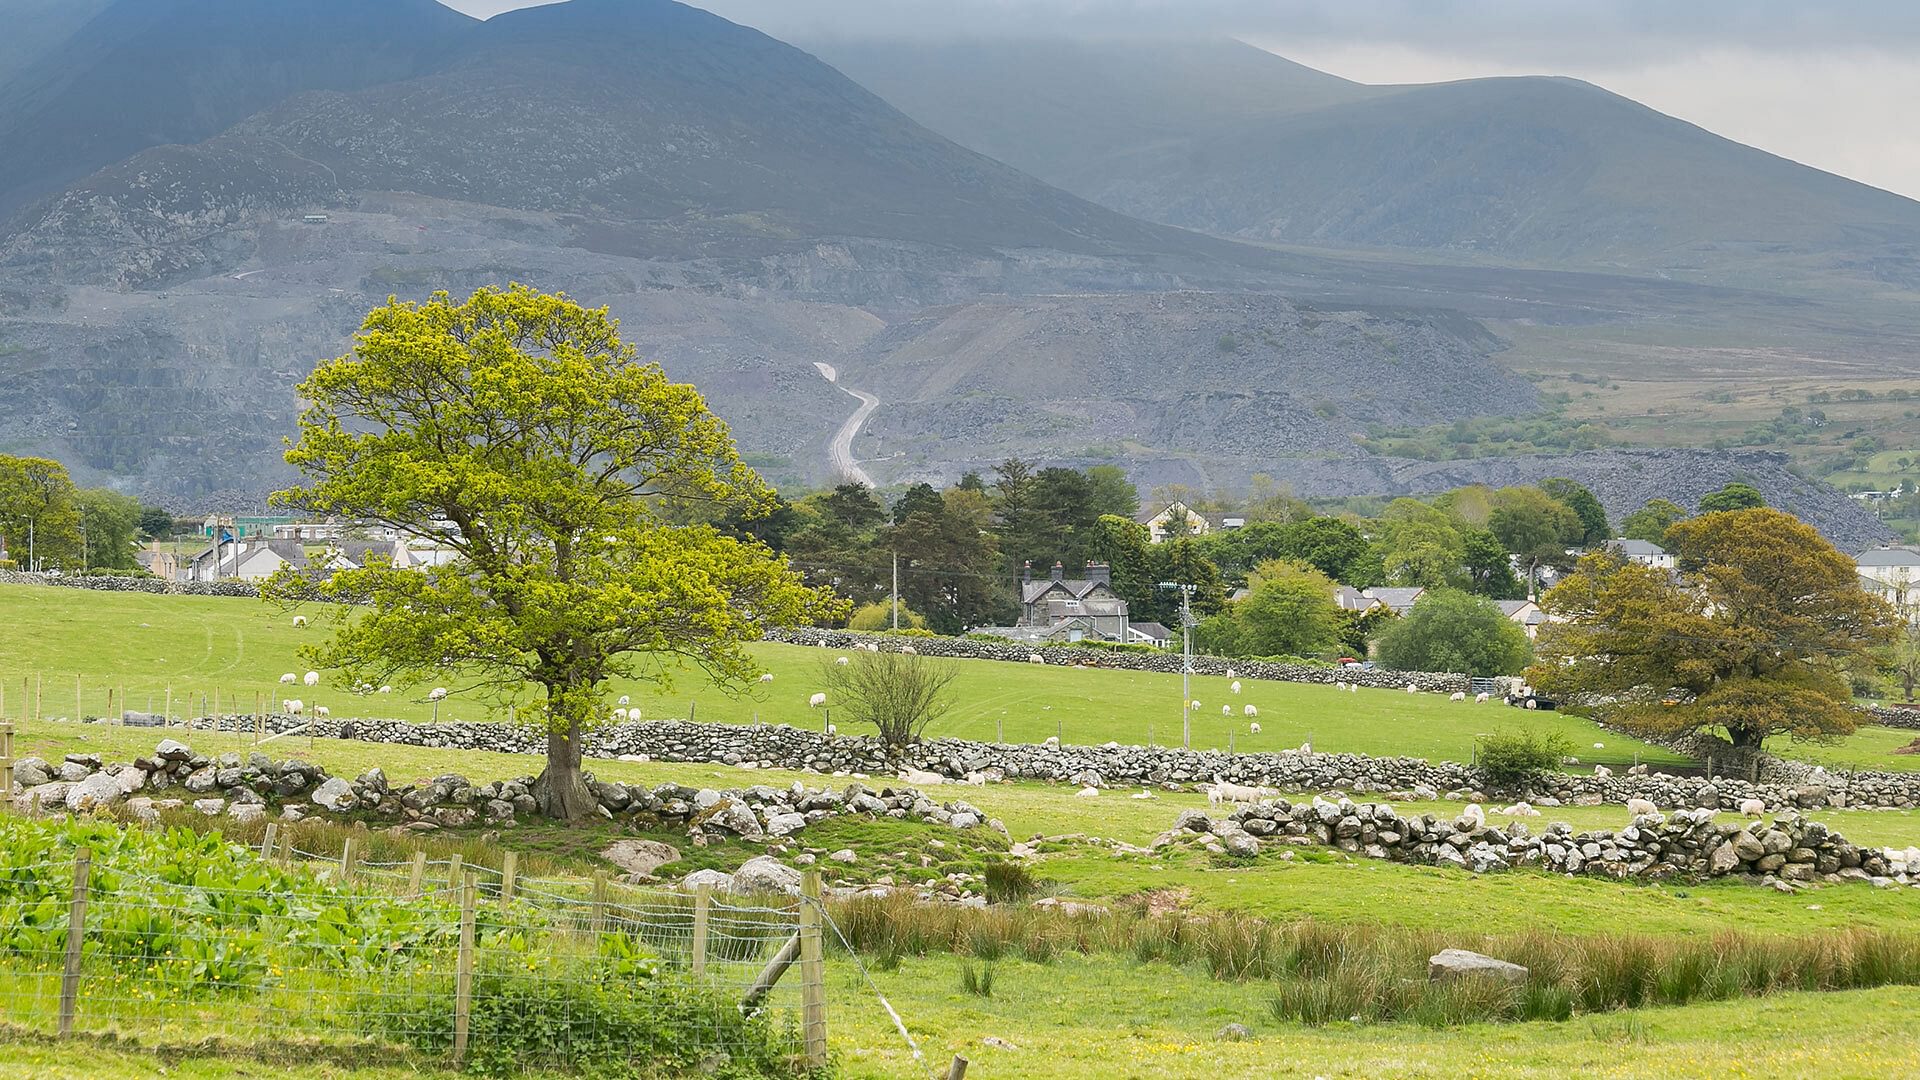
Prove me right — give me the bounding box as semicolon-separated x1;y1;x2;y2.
1249;722;1262;734
901;645;916;654
1406;684;1418;694
279;673;297;685
427;687;448;702
1205;775;1278;805
1243;704;1258;717
864;643;880;652
1592;742;1605;750
1593;764;1612;778
1190;700;1202;710
1348;684;1358;694
1334;681;1348;692
1449;691;1466;702
611;707;629;722
1500;802;1541;818
312;705;330;719
758;673;774;683
1457;803;1487;830
1299;740;1312;753
377;685;393;694
809;692;827;707
825;723;837;735
617;695;631;706
1222;705;1231;716
835;656;850;666
1225;669;1238;679
1075;787;1100;798
291;615;308;628
1230;680;1242;694
1028;654;1045;664
1474;692;1491;703
1042;736;1060;748
1740;798;1766;818
1626;798;1659;817
303;671;320;687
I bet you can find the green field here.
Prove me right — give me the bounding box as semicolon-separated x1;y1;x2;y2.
0;583;1689;768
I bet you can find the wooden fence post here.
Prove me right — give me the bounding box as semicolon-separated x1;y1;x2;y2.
500;851;518;908
34;673;41;724
1;722;13;813
589;871;608;934
408;851;428;897
75;676;81;724
691;884;711;978
261;823;279;862
340;838;356;883
453;872;477;1067
947;1056;970;1080
58;848;91;1037
447;854;463;893
799;871;828;1068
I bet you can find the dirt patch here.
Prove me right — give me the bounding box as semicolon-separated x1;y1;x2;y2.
1892;738;1920;756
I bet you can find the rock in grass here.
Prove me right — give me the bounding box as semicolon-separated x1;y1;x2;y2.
1214;1023;1251;1042
680;868;733;892
65;771;127;813
601;839;681;879
1428;948;1529;983
731;856;803;896
310;777;356;811
12;757;52;788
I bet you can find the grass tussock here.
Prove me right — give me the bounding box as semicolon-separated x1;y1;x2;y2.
828;892;1920;1027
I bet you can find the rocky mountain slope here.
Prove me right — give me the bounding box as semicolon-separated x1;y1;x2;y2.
821;39;1920;290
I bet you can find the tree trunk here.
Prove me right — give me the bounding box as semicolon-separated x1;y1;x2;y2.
531;718;597;820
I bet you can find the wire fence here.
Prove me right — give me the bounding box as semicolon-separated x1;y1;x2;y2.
0;833;834;1076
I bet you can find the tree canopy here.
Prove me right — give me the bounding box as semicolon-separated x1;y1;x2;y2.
268;284;842;817
1198;559;1344;659
1375;589;1532;676
1619;498;1686;544
1698;482;1766;513
1530;508;1898;749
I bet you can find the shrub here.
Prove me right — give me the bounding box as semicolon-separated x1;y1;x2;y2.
847;600;925;631
819;650;958;753
1475;730;1574;787
959;960;995;998
981;860;1036;904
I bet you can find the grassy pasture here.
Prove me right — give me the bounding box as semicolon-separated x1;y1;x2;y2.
0;583;1686;767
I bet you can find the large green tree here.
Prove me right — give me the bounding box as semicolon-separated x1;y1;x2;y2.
1199;559;1344;659
76;488;142;570
1375;589;1532;676
1540;477;1611;546
1618;498;1686;544
1698;482;1766;513
268;285;842;818
1531;508;1898;750
887;486;1015;633
0;455;83;570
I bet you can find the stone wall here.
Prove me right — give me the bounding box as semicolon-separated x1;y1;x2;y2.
768;627;1480;693
0;569;258;598
120;712;1920;811
1867;705;1920;732
1172;798;1919;889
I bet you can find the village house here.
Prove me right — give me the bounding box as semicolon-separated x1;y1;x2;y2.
1607;538;1677;570
1858;545;1920;622
185;538;309;582
975;561;1134;644
1135;501;1244;544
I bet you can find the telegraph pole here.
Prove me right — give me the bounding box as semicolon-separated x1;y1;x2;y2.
891;549;899;630
1158;582;1198;748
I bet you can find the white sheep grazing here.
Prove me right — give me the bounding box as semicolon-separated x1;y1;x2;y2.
1474;692;1491;703
1244;704;1258;717
1406;684;1418;694
1190;700;1202;710
1458;803;1487;830
758;673;774;683
279;672;297;685
1334;681;1347;692
313;705;330;719
1299;740;1312;753
284;699;304;716
1225;669;1238;679
1593;742;1605;750
901;645;916;654
303;671;320;687
617;694;631;706
1206;776;1279;804
1249;721;1262;734
1348;684;1358;694
615;707;633;722
825;723;837;735
835;656;850;666
1593;764;1612;778
1626;798;1658;817
291;615;308;627
865;643;881;652
1129;789;1158;800
1740;798;1766;818
809;692;827;707
1230;680;1242;694
377;685;393;694
1042;735;1060;748
427;687;448;702
1449;691;1466;702
1075;787;1100;798
1222;704;1232;716
1028;653;1045;664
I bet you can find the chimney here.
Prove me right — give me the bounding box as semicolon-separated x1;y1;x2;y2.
1050;561;1065;582
1021;560;1032;586
1085;562;1111;586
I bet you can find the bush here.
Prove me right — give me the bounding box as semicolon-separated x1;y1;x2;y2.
361;956;807;1078
959;960;996;998
847;600;925;631
1476;730;1574;786
1376;589;1532;676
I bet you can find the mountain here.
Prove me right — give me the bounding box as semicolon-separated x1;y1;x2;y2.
819;39;1920;289
0;0;112;86
0;0;478;217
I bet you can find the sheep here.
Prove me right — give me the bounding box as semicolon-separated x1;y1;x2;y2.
1457;803;1487;830
1205;775;1278;805
427;687;449;702
377;685;392;694
825;723;837;735
1230;680;1242;694
617;695;630;706
303;671;320;687
1348;684;1358;694
1334;681;1348;692
313;705;330;719
1593;764;1612;778
1244;704;1258;717
1222;704;1232;716
291;615;308;628
835;656;850;666
1500;802;1542;818
1626;798;1659;817
1042;736;1060;748
1129;789;1158;800
809;692;827;707
1225;669;1238;679
1740;798;1766;818
1592;742;1605;750
758;673;774;683
901;645;916;654
279;673;297;685
611;707;629;722
1406;684;1418;694
1028;653;1045;664
1449;691;1466;702
1075;787;1100;798
1249;722;1262;734
1299;739;1312;753
1474;692;1491;703
1190;700;1202;710
283;699;304;716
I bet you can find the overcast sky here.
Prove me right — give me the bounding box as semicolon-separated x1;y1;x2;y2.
443;1;1920;201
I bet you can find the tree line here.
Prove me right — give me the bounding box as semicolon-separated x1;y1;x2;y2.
0;455;172;572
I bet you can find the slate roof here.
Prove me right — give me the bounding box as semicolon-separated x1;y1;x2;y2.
1858;546;1920;568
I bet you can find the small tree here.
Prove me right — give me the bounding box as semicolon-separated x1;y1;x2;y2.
1618;498;1686;544
1376;589;1532;676
1890;626;1920;702
1200;558;1343;658
820;650;958;752
268;285;844;818
1476;730;1573;788
848;600;926;631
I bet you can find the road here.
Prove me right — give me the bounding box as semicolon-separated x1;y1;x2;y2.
813;362;878;487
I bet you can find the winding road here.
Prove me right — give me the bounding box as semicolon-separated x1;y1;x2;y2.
814;362;879;487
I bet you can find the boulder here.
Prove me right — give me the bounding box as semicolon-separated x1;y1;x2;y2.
680;868;733;892
1215;1023;1251;1042
183;767;219;794
154;739;194;762
1429;948;1529;983
731;856;804;896
65;772;127;813
602;839;682;879
12;756;52;787
765;812;808;837
310;777;357;812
